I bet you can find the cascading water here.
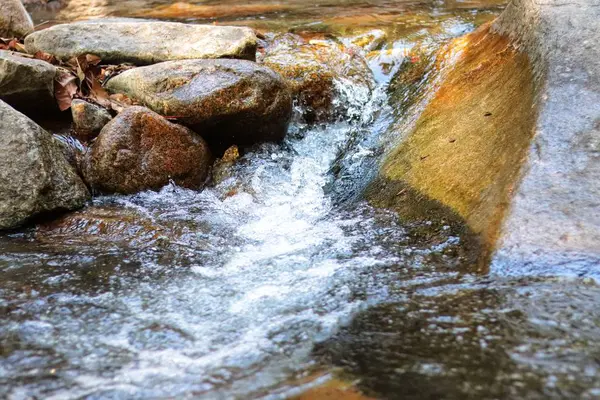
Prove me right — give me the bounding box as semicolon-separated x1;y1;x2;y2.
4;2;600;399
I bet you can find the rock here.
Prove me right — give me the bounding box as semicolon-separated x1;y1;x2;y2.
259;33;374;122
84;106;212;194
366;23;536;267
0;100;90;230
212;145;240;185
105;59;292;150
368;0;600;273
71;99;112;139
490;0;600;276
24;20;258;65
347;29;387;52
0;0;34;38
35;205;167;248
0;50;57;115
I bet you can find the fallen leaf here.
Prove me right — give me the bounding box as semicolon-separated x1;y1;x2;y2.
54;70;78;111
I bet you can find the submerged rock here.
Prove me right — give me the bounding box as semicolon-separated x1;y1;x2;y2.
35;205;167;247
71;99;112;139
0;100;90;230
0;50;58;115
260;34;374;122
24;20;257;65
106;59;292;149
0;0;34;38
84;106;212;195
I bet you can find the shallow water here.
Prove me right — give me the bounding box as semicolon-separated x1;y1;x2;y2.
4;1;600;399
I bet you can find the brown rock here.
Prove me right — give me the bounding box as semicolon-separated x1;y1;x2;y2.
260;34;374;122
71;99;112;139
105;59;292;150
84;106;212;194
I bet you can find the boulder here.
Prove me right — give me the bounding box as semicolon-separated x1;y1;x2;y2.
367;23;536;267
105;59;292;149
71;99;112;139
84;106;212;194
491;0;600;276
259;34;374;122
0;100;90;230
0;0;34;38
24;20;258;65
367;0;600;273
0;50;57;114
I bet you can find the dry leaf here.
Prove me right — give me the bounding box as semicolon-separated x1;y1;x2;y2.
54;70;78;111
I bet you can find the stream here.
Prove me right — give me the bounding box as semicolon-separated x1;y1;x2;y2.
2;1;600;399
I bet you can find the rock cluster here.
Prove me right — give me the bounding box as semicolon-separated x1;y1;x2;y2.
0;12;374;230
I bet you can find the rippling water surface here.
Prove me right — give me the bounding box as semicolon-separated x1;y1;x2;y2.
3;1;600;399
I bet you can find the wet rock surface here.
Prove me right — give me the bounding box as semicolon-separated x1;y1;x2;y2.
0;50;57;114
0;100;89;230
71;99;112;139
368;24;536;265
0;0;34;38
491;0;600;277
24;20;258;65
260;33;374;122
106;59;292;149
84;106;212;194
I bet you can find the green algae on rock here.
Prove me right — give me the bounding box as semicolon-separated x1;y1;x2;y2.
0;100;89;230
84;106;212;195
24;20;258;65
105;59;292;150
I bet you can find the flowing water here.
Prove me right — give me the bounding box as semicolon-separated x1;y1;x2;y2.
3;1;600;399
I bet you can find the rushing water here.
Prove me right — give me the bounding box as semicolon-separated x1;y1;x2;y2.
3;1;600;399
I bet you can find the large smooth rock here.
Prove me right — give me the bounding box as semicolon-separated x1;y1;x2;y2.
368;0;600;273
0;0;34;38
24;20;257;65
0;100;90;230
260;34;374;122
490;0;600;277
106;59;292;149
84;106;212;194
367;24;536;267
0;50;57;114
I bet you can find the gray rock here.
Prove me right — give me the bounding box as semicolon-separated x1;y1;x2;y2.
106;59;292;149
84;106;212;195
0;0;34;38
0;50;57;114
71;99;112;138
491;0;600;277
0;100;90;230
24;20;258;65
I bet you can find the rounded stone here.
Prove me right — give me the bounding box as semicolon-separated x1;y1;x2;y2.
84;106;212;194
